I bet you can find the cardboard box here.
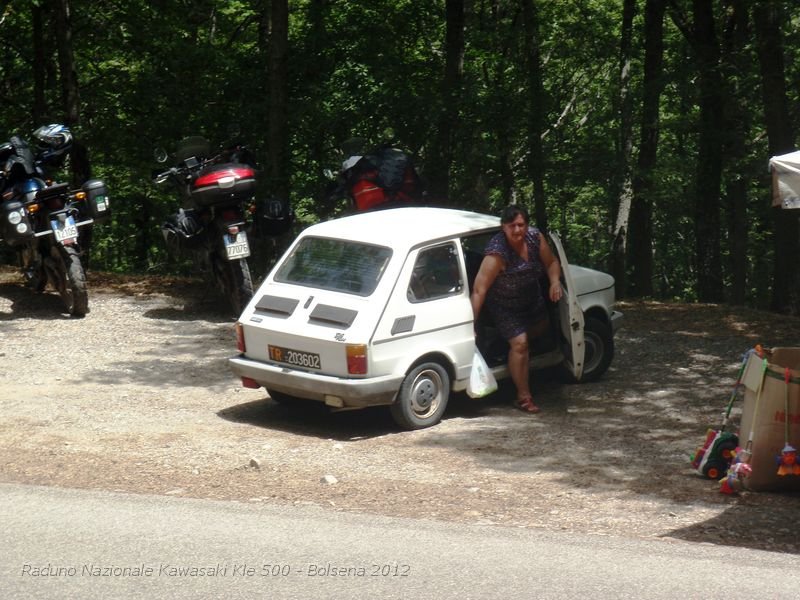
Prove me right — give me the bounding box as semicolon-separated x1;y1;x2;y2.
739;348;800;491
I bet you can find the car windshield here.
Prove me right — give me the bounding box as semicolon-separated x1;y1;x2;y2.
274;236;392;296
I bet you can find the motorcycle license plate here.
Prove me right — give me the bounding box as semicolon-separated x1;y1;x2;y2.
52;216;78;243
224;231;250;259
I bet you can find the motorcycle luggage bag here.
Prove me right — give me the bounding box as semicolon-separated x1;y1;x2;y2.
0;199;35;245
351;174;386;211
258;196;294;237
82;179;111;221
190;163;256;207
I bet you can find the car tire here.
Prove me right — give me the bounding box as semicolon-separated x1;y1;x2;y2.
562;316;614;383
266;389;294;405
390;362;450;430
266;389;323;414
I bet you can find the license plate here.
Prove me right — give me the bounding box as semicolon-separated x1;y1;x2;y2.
268;345;321;369
52;216;78;243
225;231;250;259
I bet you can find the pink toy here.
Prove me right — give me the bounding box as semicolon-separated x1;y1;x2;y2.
719;450;752;495
719;462;752;494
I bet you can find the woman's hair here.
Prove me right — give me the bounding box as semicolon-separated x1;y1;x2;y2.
500;204;529;225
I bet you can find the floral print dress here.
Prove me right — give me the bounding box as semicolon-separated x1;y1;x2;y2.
484;226;547;340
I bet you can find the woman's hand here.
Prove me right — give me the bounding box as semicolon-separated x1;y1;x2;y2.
548;280;562;302
539;234;562;303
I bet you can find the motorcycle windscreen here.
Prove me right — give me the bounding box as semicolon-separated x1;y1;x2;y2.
547;233;585;381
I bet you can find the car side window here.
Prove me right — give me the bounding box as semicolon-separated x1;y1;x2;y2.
407;242;463;302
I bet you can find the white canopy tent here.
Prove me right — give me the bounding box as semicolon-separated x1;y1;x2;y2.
768;150;800;209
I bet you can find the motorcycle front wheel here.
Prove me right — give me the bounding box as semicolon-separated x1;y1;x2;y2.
47;245;88;317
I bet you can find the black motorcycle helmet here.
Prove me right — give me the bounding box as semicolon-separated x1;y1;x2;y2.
33;123;72;167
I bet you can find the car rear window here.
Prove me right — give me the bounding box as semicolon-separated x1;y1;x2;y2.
274;236;392;296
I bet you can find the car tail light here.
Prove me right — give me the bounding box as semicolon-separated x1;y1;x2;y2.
241;376;260;389
235;322;246;352
346;344;367;375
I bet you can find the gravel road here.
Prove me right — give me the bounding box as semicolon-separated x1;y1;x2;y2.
1;265;799;555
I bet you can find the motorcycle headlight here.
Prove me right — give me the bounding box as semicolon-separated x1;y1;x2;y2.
15;222;28;234
7;210;21;225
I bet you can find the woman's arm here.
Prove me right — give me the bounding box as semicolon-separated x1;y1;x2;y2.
538;233;563;302
471;254;504;321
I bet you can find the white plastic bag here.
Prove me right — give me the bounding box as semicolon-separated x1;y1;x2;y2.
467;348;498;398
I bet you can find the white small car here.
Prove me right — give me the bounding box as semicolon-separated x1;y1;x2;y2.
229;207;622;429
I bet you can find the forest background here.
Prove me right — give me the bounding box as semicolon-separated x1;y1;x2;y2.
0;0;798;314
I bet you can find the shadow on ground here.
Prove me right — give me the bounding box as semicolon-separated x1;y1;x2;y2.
219;300;800;554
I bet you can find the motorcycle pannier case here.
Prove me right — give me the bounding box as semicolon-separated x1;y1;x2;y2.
1;199;34;245
82;179;111;220
190;163;256;207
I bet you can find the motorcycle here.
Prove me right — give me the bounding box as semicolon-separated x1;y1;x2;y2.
325;139;425;213
154;135;270;315
0;125;110;317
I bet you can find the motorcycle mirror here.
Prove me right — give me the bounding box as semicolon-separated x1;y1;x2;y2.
154;147;169;163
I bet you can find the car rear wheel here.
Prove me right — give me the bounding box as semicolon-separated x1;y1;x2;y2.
390;362;450;430
266;389;294;405
266;389;325;414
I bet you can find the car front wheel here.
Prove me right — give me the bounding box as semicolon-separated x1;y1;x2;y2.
390;362;450;430
583;316;614;381
562;316;614;383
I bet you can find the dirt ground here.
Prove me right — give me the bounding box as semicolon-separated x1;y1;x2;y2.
1;265;799;555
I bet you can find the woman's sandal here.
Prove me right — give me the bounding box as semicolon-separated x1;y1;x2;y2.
515;396;541;414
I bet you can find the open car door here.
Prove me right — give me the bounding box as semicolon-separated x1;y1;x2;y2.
548;233;585;381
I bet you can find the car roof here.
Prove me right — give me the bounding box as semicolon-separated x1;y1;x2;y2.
299;207;500;250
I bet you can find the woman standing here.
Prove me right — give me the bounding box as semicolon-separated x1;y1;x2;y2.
470;205;563;413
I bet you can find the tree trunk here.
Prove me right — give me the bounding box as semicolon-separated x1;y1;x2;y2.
426;0;465;204
303;0;331;214
611;0;637;296
267;0;290;202
627;0;666;297
31;4;47;123
521;0;548;231
691;0;724;303
754;1;799;314
720;0;750;305
54;0;91;185
54;0;78;125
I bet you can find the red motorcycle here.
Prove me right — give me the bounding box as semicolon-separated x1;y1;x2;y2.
155;135;291;315
326;140;425;212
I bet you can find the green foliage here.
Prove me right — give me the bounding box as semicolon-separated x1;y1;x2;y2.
0;0;797;310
